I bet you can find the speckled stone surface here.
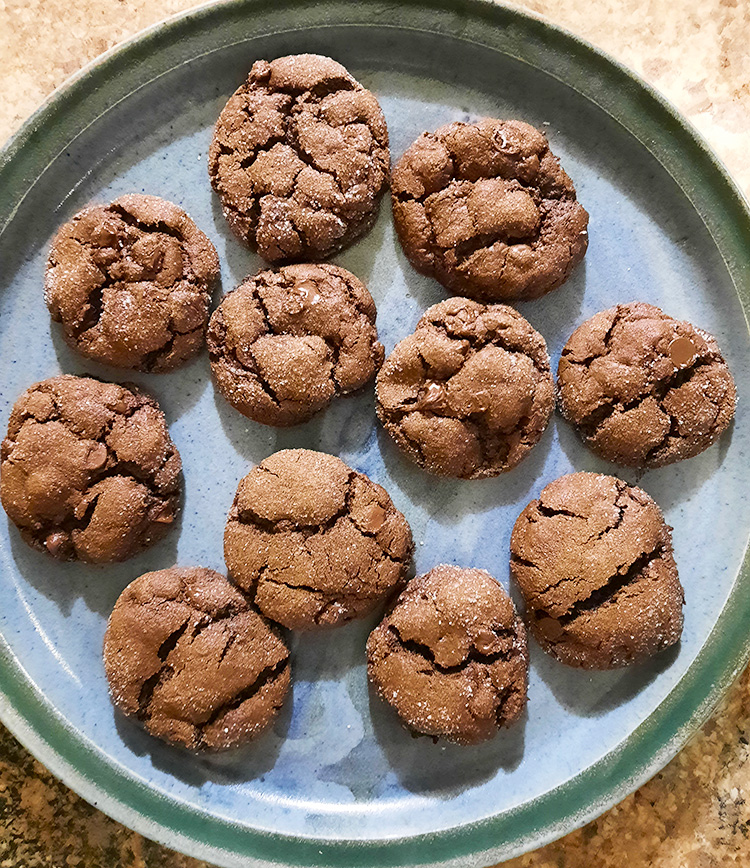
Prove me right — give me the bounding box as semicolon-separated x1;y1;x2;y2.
0;1;748;866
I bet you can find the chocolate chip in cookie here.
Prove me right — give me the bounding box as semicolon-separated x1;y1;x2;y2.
209;54;389;262
510;472;684;669
557;302;737;467
104;567;290;750
367;564;528;745
45;194;219;372
207;263;384;427
376;297;555;479
1;375;181;562
224;449;413;630
391;118;588;301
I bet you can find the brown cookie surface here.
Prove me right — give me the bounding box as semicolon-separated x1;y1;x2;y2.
391;119;588;301
44;195;219;372
366;564;528;745
376;297;555;479
208;54;389;262
510;472;684;669
557;302;737;468
1;375;181;563
103;567;290;750
224;449;413;629
207;264;384;427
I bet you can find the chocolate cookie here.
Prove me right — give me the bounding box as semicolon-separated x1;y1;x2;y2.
391;119;588;301
207;263;384;426
1;375;181;562
44;195;220;372
510;472;684;669
208;54;389;262
224;449;413;629
103;567;290;750
557;302;737;467
366;565;528;745
376;297;555;479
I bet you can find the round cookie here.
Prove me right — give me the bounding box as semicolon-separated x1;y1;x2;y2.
207;263;384;427
376;297;555;479
208;54;389;262
224;449;413;629
510;472;684;669
1;375;181;562
557;302;737;468
44;194;219;372
391;118;588;301
104;567;290;750
366;564;528;745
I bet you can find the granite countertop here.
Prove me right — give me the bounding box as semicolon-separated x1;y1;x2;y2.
0;1;749;866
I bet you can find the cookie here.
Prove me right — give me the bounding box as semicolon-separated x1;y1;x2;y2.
1;375;181;562
45;195;220;372
557;302;737;467
224;449;413;629
207;263;384;427
510;472;684;669
208;54;389;262
366;565;528;745
391;118;588;301
103;567;290;750
376;297;555;479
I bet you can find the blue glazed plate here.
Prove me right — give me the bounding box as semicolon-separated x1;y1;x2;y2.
1;1;749;866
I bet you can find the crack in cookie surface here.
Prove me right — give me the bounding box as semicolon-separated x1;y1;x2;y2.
1;375;181;563
224;449;413;629
367;565;528;745
391;118;588;301
208;54;389;262
376;297;554;479
44;194;219;372
510;472;684;669
557;302;736;468
104;567;290;751
207;263;384;427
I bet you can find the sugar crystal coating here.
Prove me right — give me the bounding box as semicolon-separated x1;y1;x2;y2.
225;449;413;629
1;375;181;563
45;194;219;372
104;567;290;750
209;54;389;262
367;564;528;744
510;472;684;669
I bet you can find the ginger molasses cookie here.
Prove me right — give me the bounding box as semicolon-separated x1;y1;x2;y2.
1;375;181;562
376;297;554;479
224;449;413;629
367;564;528;745
557;302;737;468
391;118;588;301
104;567;290;750
209;54;389;262
45;194;219;372
510;472;684;669
207;263;384;426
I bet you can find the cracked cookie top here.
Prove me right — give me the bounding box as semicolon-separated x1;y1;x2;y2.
224;449;413;630
103;567;290;750
376;297;555;479
366;564;528;745
207;263;384;427
557;302;737;468
510;472;684;669
44;195;220;372
391;118;588;301
208;54;390;262
1;375;181;563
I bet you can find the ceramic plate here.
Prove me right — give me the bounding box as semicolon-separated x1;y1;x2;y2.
1;1;749;866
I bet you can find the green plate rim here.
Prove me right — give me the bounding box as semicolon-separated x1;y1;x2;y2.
1;1;749;865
